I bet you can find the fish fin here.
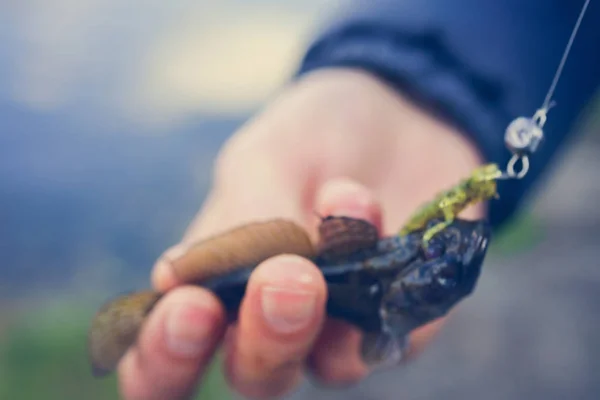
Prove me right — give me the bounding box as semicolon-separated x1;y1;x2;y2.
316;216;379;261
360;331;409;369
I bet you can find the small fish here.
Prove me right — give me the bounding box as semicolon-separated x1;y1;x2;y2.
88;215;491;376
399;163;501;244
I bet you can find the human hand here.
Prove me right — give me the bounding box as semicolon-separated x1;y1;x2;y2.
117;68;485;400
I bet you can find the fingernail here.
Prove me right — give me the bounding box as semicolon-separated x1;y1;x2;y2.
165;301;213;358
262;287;317;334
315;178;379;221
259;256;319;334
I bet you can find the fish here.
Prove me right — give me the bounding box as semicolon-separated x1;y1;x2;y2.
87;214;491;376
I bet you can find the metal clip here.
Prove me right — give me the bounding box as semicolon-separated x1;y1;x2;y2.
504;109;546;157
505;154;529;179
501;106;550;180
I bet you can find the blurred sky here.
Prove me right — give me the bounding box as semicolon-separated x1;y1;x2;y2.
0;0;339;130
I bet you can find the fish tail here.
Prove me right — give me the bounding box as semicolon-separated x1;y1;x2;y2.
87;290;162;377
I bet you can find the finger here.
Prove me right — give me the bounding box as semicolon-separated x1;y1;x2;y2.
308;178;382;385
307;319;367;385
311;177;382;233
224;254;327;399
118;286;226;400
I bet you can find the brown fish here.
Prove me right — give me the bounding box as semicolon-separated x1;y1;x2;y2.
87;215;492;376
88;219;319;376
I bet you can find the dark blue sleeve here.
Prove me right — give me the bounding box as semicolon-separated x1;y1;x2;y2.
296;0;600;229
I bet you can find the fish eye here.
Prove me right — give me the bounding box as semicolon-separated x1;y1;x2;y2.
422;240;445;260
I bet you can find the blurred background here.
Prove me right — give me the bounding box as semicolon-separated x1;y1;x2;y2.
0;1;599;399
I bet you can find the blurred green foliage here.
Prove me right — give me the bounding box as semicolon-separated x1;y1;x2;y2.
0;303;232;400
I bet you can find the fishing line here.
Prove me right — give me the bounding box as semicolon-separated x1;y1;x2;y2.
541;0;591;113
501;0;592;179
